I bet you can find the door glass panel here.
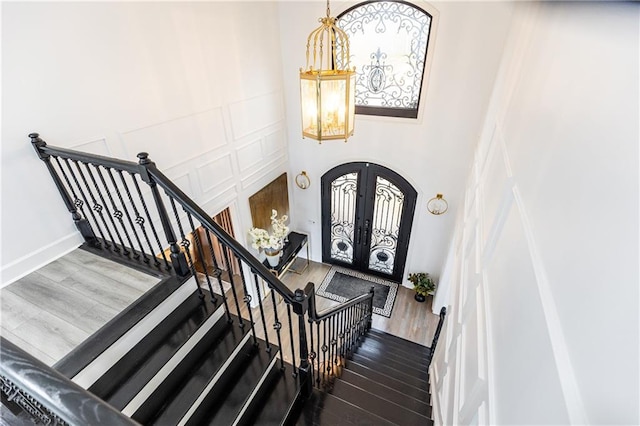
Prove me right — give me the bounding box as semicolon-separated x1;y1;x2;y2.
368;176;404;274
330;172;359;264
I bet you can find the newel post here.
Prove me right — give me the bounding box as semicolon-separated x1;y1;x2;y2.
30;133;97;245
137;153;190;277
293;288;313;398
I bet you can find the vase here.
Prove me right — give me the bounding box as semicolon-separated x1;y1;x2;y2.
414;293;426;303
264;248;281;267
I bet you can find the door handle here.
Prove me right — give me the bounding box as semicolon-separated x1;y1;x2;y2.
364;220;370;246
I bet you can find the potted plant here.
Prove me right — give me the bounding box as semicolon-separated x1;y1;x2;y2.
408;272;436;302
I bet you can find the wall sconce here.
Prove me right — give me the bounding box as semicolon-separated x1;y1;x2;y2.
427;194;448;215
299;0;356;143
295;171;311;189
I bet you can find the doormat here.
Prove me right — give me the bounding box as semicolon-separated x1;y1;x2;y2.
317;266;398;318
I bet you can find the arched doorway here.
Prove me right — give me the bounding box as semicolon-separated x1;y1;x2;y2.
321;162;417;283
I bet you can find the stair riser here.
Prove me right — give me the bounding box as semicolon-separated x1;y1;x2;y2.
71;280;197;388
232;355;279;426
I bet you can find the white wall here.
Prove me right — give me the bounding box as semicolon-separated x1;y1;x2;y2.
279;1;515;290
1;2;289;285
431;2;639;424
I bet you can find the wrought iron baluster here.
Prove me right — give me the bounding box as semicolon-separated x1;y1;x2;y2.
204;229;232;323
221;243;244;327
253;275;270;351
338;310;345;359
187;215;215;303
287;304;297;376
119;171;154;264
103;167;136;256
30;134;96;245
308;316;315;383
235;254;256;342
315;320;321;387
94;164;130;255
76;161;117;248
131;175;164;267
169;202;202;297
51;156;95;244
269;289;285;370
332;314;338;368
64;158;109;247
108;169;144;260
322;319;328;386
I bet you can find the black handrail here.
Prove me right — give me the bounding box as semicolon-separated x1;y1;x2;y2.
306;281;374;321
0;337;138;426
146;164;297;303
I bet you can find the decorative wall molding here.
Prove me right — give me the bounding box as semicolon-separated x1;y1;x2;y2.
195;153;235;195
70;137;111;156
227;91;284;140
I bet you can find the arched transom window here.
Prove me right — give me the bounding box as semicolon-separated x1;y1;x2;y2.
337;1;434;119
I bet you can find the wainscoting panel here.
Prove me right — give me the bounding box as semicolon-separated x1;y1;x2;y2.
236;138;264;172
120;108;227;169
228;92;284;140
196;153;235;195
70;137;111;156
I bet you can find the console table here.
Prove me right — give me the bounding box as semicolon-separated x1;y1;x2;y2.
263;231;309;278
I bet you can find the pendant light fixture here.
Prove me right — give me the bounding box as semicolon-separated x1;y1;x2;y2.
300;0;356;143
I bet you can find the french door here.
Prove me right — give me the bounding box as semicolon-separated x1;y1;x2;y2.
321;162;417;283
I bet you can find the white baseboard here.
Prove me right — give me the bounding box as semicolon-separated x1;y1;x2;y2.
1;232;84;288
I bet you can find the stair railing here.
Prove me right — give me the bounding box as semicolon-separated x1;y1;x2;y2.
29;133;374;403
305;282;374;389
0;337;138;426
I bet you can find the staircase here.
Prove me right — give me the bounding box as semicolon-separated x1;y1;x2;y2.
299;328;434;426
0;135;445;426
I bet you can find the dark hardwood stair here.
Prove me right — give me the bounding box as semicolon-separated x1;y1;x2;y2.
297;328;434;426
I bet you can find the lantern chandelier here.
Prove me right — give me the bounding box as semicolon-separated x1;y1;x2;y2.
300;0;356;143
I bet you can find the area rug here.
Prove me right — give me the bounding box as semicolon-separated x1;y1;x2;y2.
317;266;398;318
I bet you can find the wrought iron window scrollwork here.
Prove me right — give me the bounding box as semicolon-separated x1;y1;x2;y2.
337;0;433;118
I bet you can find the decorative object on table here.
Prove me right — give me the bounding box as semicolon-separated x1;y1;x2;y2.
427;193;448;215
317;266;398;318
408;272;436;302
248;209;290;267
295;171;311;189
300;0;356;143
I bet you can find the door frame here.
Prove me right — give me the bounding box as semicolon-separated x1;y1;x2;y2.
321;162;417;283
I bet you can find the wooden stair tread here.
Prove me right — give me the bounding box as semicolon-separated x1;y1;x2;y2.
242;363;301;425
186;342;279;426
350;353;429;389
88;289;220;408
352;347;429;380
331;380;431;425
339;369;431;415
297;389;395;426
132;316;249;424
345;361;430;401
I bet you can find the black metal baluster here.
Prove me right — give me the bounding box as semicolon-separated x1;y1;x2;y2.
204;229;232;323
253;275;270;351
85;163;125;253
30;134;96;245
332;315;338;370
187;215;215;302
234;254;256;342
328;316;335;380
51;156;95;245
338;310;345;360
322;319;328;386
75;160;117;248
63;158;109;247
119;171;153;264
308;316;315;383
169;202;202;297
94;165;130;255
315;320;321;387
131;175;164;267
108;169;144;260
269;289;285;370
286;304;297;375
220;244;244;328
103;167;136;256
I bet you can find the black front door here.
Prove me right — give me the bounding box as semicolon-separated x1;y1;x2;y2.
321;162;417;283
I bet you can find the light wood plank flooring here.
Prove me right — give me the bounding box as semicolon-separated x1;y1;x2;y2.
0;248;160;366
1;250;438;369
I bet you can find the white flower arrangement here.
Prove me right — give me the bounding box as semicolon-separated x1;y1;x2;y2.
248;209;289;251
